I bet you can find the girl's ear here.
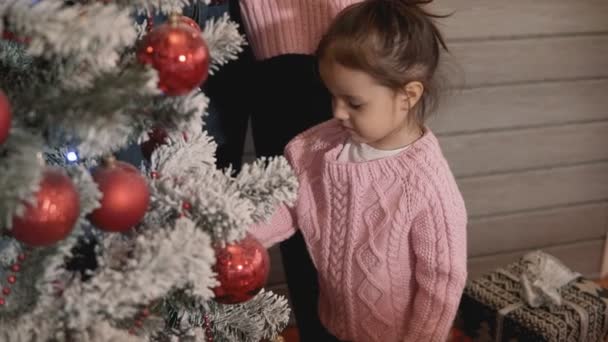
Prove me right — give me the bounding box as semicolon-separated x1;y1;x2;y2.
401;81;424;111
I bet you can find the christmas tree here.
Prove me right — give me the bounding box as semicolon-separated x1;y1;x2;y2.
0;0;296;341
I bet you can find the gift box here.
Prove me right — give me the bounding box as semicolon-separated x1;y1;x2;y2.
457;251;608;342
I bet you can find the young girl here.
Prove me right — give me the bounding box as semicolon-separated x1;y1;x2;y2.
250;1;467;341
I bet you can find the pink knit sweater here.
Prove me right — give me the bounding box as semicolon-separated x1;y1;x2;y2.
250;120;468;342
238;0;362;60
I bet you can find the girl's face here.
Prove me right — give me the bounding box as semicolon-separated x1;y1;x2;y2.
319;59;423;150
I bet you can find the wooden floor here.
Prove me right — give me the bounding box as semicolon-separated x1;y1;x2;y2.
278;278;608;342
281;328;299;342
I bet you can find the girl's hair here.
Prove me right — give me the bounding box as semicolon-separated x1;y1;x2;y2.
316;0;448;124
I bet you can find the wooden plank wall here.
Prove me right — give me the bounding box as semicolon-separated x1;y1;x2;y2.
241;0;608;292
430;0;608;280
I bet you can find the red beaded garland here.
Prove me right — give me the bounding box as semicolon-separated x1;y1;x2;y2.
0;254;26;306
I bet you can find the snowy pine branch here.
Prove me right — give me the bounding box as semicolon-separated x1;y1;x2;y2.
2;0;136;63
202;14;246;75
0;41;37;95
16;65;159;157
208;289;291;342
62;218;216;330
158;288;290;342
235;157;299;223
0;237;22;268
0;247;61;322
150;129;216;177
66;165;102;219
150;164;254;243
0;128;45;229
149;90;209;135
113;0;199;15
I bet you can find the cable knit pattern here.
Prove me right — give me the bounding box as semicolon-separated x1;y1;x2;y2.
238;0;362;60
249;119;468;342
327;177;349;336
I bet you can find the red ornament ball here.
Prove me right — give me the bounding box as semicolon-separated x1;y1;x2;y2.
89;159;150;232
178;16;201;32
212;233;270;304
140;127;168;161
0;90;11;145
11;169;80;246
136;18;210;96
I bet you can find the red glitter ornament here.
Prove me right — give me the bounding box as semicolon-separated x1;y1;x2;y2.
11;169;80;246
136;14;210;95
212;233;270;304
178;15;201;32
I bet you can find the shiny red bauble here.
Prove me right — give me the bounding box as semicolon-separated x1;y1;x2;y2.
88;159;150;232
178;16;201;32
11;169;80;246
136;17;210;96
212;233;270;304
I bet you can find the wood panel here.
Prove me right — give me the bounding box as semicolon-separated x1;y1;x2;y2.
440;121;608;177
447;35;608;87
431;0;608;40
468;239;604;280
460;162;608;218
430;79;608;135
468;202;608;257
